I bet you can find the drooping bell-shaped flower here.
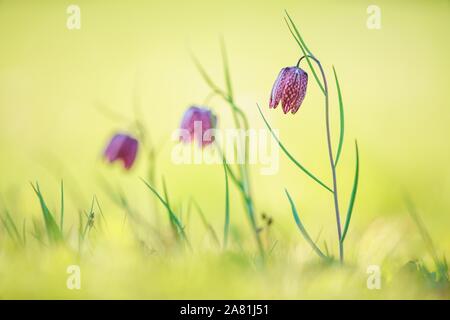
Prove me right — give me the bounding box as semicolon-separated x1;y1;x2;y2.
179;106;217;147
103;133;138;170
269;66;308;114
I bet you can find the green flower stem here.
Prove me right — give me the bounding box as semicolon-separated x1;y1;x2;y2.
193;50;264;259
300;55;344;263
225;99;265;259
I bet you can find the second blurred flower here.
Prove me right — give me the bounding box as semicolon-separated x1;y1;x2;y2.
103;133;138;170
179;106;217;147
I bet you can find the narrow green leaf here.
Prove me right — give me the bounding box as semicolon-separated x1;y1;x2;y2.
333;66;345;167
218;39;250;133
0;209;21;245
32;219;43;242
216;144;242;188
284;12;325;94
141;178;190;247
78;211;83;251
285;189;328;260
341;141;359;242
223;161;230;249
323;240;330;257
192;48;249;135
220;37;233;101
6;211;21;242
284;10;314;56
192;199;220;247
22;219;27;245
81;198;95;240
94;195;107;230
161;178;191;248
31;182;63;244
257;104;333;193
0;215;10;238
60;180;64;233
161;177;179;240
191;53;222;95
268;240;278;255
406;197;440;267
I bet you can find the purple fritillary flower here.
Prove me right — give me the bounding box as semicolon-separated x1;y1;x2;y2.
103;133;138;170
269;66;308;114
179;106;217;147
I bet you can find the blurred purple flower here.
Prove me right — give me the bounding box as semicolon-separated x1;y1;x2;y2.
103;133;138;170
179;106;217;147
269;66;308;114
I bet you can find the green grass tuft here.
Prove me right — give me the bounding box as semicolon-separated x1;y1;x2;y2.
30;182;63;244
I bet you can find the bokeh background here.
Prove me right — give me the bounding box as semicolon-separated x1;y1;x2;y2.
0;0;449;299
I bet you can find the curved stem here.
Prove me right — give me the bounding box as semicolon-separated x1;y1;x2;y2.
299;55;344;263
215;126;264;259
296;54;318;68
192;52;264;259
215;144;242;190
230;105;264;260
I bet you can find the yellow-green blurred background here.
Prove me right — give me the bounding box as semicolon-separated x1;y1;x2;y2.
0;0;449;299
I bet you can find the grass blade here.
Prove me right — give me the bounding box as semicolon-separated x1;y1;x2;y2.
94;195;108;231
257;104;332;193
0;209;22;245
192;199;220;247
31;182;63;244
81;198;95;240
141;177;190;248
5;212;20;242
341;141;359;242
285;189;328;260
333;66;345;167
161;177;179;241
220;37;233;101
60;180;64;233
191;53;222;95
406;198;440;266
192;48;248;133
223;161;230;249
216;144;242;188
78;211;83;252
406;199;449;283
284;11;325;94
22;219;27;245
284;10;314;56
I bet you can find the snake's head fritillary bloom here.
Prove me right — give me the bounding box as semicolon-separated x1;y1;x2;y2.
179;106;217;147
269;66;308;114
103;133;138;170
